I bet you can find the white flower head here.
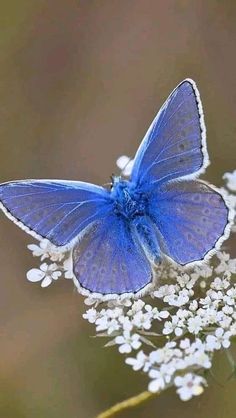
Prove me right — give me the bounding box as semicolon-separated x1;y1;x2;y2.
83;308;98;324
28;239;65;262
126;350;150;371
115;331;141;354
174;373;206;401
63;253;74;279
26;263;62;287
148;368;167;393
116;155;134;176
223;170;236;192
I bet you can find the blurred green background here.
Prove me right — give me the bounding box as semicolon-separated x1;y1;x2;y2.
0;1;236;417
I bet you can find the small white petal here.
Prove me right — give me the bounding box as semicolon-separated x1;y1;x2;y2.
27;268;45;282
119;344;131;354
41;276;52;288
40;263;48;272
51;271;62;280
148;379;161;393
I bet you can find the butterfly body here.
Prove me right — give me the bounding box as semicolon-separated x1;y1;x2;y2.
111;178;147;220
0;79;233;298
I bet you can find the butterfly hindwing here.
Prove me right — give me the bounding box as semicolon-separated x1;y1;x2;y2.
0;180;112;247
148;180;230;265
73;214;153;295
131;79;208;188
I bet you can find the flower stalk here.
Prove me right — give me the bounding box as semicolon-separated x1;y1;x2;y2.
95;390;158;418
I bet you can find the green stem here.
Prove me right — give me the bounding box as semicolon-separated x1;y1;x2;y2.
95;390;158;418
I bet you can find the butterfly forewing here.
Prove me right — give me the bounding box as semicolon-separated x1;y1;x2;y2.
0;180;112;246
131;79;208;188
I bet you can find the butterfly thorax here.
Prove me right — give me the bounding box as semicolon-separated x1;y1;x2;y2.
111;178;147;220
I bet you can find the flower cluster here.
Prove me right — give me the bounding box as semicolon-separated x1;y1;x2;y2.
27;239;73;287
25;168;236;402
82;253;236;401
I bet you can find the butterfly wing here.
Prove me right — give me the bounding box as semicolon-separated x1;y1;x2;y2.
148;180;231;265
73;213;152;296
130;79;208;188
0;180;112;247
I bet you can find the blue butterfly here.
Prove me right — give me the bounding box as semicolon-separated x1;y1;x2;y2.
0;79;232;298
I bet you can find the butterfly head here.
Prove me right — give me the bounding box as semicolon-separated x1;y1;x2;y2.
110;174;122;189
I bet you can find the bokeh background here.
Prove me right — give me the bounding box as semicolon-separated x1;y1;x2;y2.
1;1;236;417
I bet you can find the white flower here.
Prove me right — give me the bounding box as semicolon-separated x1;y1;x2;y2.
83;308;97;324
191;350;212;369
106;307;123;319
132;311;152;330
116;155;134;176
177;273;197;289
119;316;133;332
127;300;145;316
95;313;120;334
174;373;206;401
148;369;167;392
95;316;110;332
211;277;230;291
107;319;120;335
189;300;198;311
28;239;65;262
223;170;236;191
227;286;236;299
187;316;203;334
115;331;141;353
153;284;177;300
191;264;213;280
63;255;74;279
108;298;132;308
163;316;183;336
165;289;191;307
206;328;231;351
144;305;169;320
26;263;62;287
126;350;149;371
216;309;232;325
198;307;219;326
149;342;180;364
215;255;236;275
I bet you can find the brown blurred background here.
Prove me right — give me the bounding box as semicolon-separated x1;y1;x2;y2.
0;1;236;417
